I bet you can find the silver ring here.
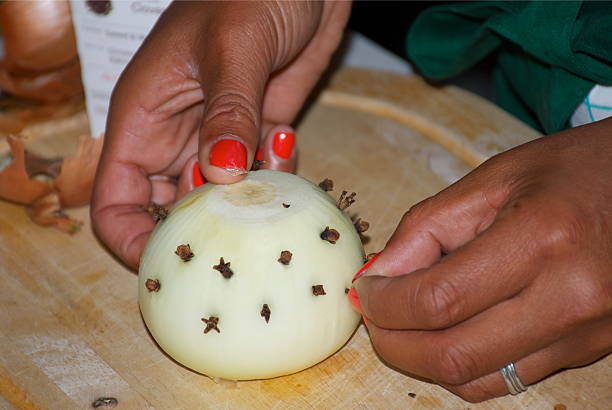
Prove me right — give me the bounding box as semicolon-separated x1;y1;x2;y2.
500;363;527;395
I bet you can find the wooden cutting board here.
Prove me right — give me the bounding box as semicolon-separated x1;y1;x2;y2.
0;67;610;409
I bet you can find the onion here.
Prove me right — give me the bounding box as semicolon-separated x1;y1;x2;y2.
0;59;82;103
139;170;363;380
0;0;82;102
0;0;76;72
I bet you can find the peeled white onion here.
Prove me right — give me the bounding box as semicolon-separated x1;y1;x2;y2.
139;170;363;380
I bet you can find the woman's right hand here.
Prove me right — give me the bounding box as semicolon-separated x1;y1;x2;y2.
91;1;352;269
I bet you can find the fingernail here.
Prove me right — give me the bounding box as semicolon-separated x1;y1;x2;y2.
347;288;369;328
192;161;206;187
353;252;380;282
255;149;264;161
347;288;363;314
209;139;247;171
272;132;295;159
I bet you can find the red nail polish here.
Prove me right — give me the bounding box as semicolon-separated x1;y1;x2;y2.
255;149;264;161
348;288;369;328
353;253;380;282
347;288;363;314
192;161;206;187
272;132;295;159
210;139;247;170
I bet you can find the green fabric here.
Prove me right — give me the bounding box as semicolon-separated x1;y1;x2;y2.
406;1;612;133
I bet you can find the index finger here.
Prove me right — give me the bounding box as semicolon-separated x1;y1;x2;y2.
89;16;206;269
355;209;537;330
91;124;199;269
91;152;154;270
352;167;521;329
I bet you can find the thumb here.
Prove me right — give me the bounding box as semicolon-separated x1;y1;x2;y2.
355;171;509;281
197;54;268;184
192;1;324;185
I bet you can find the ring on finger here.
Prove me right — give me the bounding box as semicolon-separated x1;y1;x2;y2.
500;362;528;395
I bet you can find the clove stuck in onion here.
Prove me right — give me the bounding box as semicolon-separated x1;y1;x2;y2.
139;170;364;380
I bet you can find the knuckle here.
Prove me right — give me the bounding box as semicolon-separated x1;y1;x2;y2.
414;278;463;328
403;199;433;223
398;208;419;228
402;197;434;223
537;214;584;254
431;341;478;385
512;199;587;258
204;90;258;129
397;199;436;237
563;275;612;325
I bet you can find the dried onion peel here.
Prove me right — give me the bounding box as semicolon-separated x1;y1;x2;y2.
0;0;82;102
0;134;103;233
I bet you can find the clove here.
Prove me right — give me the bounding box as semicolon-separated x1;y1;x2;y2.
320;227;340;244
318;178;334;192
365;253;378;263
202;316;220;333
145;279;160;292
175;244;194;262
251;159;265;171
91;397;118;408
261;304;271;323
145;202;169;223
213;257;234;279
312;285;326;296
278;250;292;265
354;218;370;233
337;191;356;211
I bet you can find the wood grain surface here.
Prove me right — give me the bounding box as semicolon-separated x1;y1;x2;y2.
0;67;610;409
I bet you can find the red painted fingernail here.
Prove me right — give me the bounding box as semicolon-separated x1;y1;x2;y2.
209;139;247;170
272;132;295;159
347;288;363;315
348;288;369;328
192;161;206;187
255;149;264;161
353;253;380;282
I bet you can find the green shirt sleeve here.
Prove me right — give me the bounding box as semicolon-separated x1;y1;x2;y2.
407;1;612;133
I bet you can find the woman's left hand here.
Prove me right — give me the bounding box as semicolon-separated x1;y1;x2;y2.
352;118;612;402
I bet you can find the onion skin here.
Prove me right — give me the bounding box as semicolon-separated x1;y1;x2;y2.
0;0;76;72
0;59;83;103
0;0;82;102
0;0;90;233
139;170;363;380
0;134;103;206
0;135;52;204
54;134;103;206
0;134;99;234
